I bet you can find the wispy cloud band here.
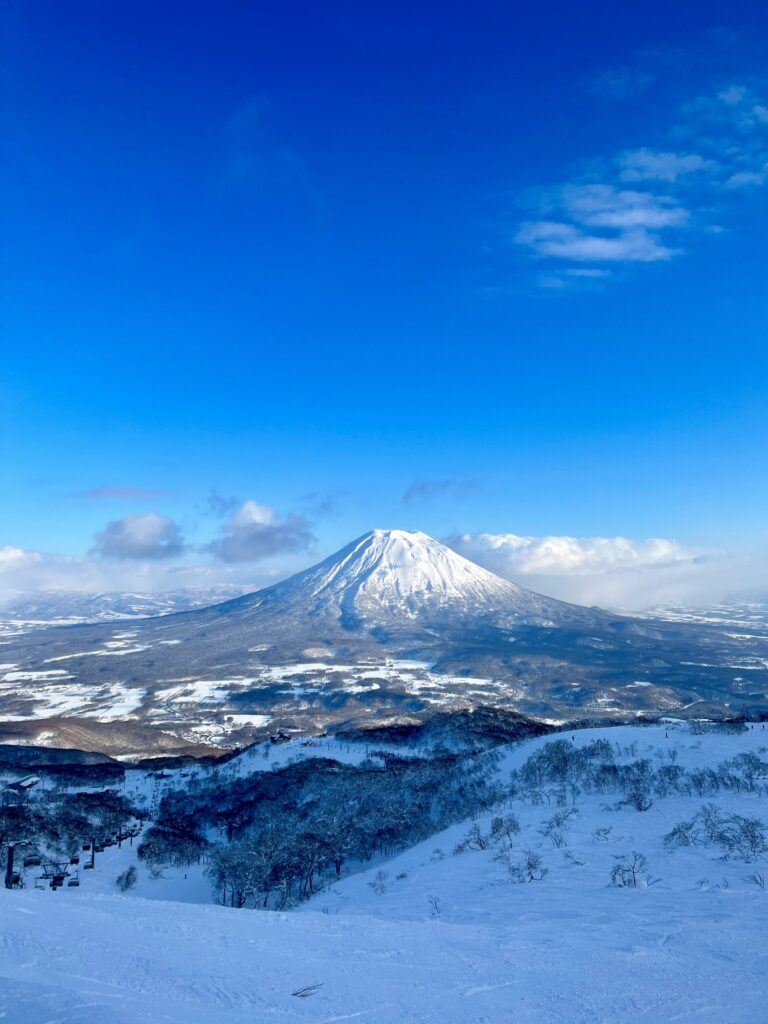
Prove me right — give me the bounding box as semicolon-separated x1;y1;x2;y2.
512;80;768;287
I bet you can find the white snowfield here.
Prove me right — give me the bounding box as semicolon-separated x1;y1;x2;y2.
2;723;768;1023
2;881;765;1024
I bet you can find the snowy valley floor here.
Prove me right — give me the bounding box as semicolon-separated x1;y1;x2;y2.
2;724;768;1022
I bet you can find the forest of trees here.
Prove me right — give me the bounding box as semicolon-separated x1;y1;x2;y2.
140;731;768;908
4;723;766;907
138;750;507;908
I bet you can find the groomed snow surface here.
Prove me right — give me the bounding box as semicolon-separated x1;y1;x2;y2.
2;724;768;1023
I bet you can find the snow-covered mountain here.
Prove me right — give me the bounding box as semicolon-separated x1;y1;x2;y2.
274;528;538;616
4;529;768;754
217;528;590;629
0;585;254;630
0;530;587;640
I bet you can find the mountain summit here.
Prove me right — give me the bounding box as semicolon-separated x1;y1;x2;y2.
270;528;529;616
224;528;580;630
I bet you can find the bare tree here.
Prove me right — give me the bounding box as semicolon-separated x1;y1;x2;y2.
610;852;659;888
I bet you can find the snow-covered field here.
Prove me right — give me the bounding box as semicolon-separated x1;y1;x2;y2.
3;876;765;1024
2;723;768;1022
0;653;519;747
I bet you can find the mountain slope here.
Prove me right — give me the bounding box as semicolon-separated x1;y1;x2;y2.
3;529;768;753
0;585;254;632
2;724;767;1024
206;528;597;631
268;528;543;619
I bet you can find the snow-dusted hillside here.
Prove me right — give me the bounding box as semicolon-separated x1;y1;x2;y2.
2;722;768;1022
0;585;254;634
4;531;768;753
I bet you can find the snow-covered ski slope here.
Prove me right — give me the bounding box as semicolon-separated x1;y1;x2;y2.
3;876;765;1024
3;723;768;1023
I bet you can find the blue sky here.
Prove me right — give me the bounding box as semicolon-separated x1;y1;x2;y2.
2;2;768;607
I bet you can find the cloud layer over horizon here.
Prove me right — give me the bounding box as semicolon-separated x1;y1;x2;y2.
447;531;766;610
0;499;318;605
1;525;766;612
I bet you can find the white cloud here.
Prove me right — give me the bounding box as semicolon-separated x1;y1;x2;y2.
1;529;766;614
0;546;283;606
208;501;315;563
445;532;768;610
0;501;316;602
565;268;611;278
617;149;715;183
560;184;688;229
515;185;685;267
0;546;43;572
450;532;691;576
680;83;768;158
512;81;768;286
725;168;767;189
718;84;748;106
515;222;676;263
91;513;185;561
